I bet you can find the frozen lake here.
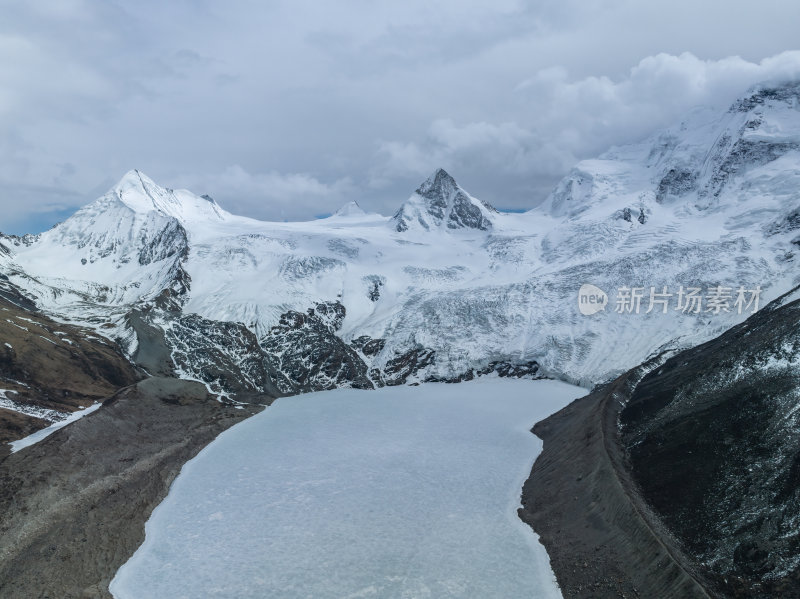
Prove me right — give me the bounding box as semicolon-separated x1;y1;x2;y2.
111;378;582;598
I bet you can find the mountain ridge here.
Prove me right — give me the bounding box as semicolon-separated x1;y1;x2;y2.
2;81;800;394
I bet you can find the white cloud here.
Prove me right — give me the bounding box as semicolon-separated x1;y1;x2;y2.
3;1;800;232
372;119;570;191
516;50;800;156
373;50;800;207
174;166;356;220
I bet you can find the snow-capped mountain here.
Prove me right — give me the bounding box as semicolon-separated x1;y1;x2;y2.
3;82;800;394
392;168;497;232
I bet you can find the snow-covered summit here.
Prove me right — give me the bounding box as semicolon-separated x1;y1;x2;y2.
392;168;497;232
333;201;367;218
112;170;228;225
5;82;800;390
543;81;800;219
2;171;199;307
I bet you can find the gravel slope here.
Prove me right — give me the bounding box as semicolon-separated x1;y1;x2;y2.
518;366;712;599
0;377;266;599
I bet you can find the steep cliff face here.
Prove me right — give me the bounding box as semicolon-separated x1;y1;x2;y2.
620;285;800;596
261;301;375;393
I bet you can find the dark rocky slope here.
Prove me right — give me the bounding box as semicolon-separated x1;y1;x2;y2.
621;287;800;596
522;286;800;598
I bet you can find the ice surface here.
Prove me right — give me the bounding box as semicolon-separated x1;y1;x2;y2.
110;379;582;599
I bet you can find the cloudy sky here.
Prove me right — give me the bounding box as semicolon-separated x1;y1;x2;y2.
3;0;800;233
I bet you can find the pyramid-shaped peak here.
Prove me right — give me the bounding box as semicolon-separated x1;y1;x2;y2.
416;168;458;196
108;170;226;224
110;169;165;214
334;200;366;217
111;170;169;203
393;169;496;232
113;169;154;190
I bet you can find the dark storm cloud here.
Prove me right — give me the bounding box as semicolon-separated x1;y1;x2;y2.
2;0;800;233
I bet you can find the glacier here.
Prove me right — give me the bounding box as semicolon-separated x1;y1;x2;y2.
109;378;582;599
2;83;800;391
